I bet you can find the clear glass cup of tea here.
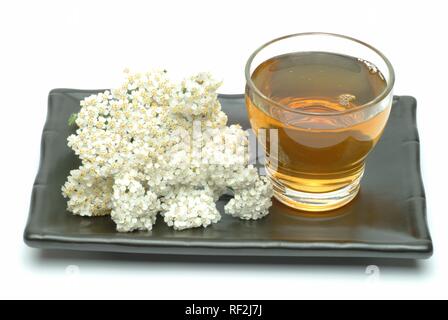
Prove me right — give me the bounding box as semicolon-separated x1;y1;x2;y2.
245;32;395;212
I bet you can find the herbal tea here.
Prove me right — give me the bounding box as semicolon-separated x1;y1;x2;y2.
246;52;391;210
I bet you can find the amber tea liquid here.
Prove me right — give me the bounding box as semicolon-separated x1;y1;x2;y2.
246;52;391;211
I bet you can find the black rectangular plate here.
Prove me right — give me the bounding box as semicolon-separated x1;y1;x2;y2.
24;89;433;259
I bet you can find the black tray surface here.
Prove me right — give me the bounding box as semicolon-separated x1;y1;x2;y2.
24;89;433;259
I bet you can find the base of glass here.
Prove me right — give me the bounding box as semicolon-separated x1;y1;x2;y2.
268;171;363;212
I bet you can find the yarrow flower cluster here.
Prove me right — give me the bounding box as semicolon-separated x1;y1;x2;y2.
62;69;273;231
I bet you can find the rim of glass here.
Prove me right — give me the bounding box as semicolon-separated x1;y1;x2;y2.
245;32;395;116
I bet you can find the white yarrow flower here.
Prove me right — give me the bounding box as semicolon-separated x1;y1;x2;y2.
62;69;273;232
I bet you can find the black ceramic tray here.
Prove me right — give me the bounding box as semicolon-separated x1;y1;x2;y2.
24;89;433;259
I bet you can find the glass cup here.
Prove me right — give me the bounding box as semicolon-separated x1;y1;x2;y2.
245;33;395;212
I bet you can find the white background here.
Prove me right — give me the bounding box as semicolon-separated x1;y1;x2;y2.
1;0;447;299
